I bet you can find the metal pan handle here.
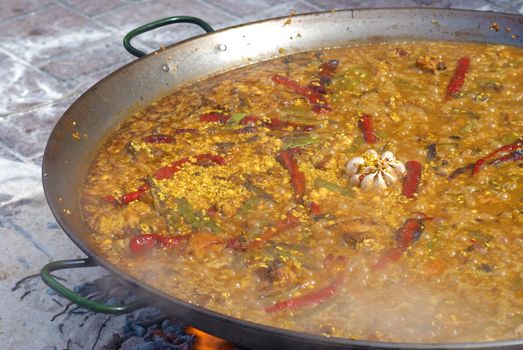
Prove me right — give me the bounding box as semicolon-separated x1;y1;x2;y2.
123;16;215;57
41;258;147;314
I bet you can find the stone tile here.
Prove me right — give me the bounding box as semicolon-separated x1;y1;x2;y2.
39;37;132;83
0;144;27;205
0;97;74;158
306;0;509;11
242;0;319;21
0;52;66;116
0;4;111;65
96;0;237;54
208;0;287;17
0;0;51;23
58;0;125;18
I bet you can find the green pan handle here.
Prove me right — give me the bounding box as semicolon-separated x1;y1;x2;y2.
123;16;215;57
41;258;147;314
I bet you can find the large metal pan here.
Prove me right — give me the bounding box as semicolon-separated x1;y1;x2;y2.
40;8;523;350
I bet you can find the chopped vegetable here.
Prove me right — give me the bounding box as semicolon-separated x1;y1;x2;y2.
446;56;470;99
175;197;218;232
226;112;248;125
402;160;422;198
238;196;265;217
242;180;274;201
282;134;319;149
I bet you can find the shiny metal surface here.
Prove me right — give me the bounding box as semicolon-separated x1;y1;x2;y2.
42;8;523;350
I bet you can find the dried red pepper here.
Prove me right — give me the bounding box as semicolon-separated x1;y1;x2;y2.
272;74;330;113
265;274;345;313
199;112;230;123
107;154;224;205
446;56;470;99
129;233;191;255
471;139;522;176
358;114;377;144
308;59;339;94
309;201;323;218
373;218;424;269
402;160;422;198
154;154;225;180
277;149;306;203
245;211;300;249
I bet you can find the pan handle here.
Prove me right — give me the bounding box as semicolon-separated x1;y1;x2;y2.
41;258;147;314
123;16;215;57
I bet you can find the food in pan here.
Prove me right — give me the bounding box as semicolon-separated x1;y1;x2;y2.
82;41;523;343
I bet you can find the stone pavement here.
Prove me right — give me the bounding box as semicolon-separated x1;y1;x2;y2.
1;1;522;349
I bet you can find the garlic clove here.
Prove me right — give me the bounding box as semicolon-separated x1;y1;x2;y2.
390;160;407;177
346;157;365;177
381;151;396;162
382;167;398;185
365;149;379;158
360;172;377;190
350;174;361;186
374;172;387;190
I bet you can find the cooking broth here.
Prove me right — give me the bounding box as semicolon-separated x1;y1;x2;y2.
82;41;523;343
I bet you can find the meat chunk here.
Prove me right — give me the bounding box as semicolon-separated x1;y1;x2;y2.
416;56;446;73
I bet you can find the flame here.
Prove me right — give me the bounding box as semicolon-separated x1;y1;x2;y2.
185;327;233;350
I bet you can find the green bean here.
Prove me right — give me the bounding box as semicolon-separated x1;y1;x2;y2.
314;178;353;197
226;112;248;125
282;133;319;149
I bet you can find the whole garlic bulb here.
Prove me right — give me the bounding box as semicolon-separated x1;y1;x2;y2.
346;149;406;191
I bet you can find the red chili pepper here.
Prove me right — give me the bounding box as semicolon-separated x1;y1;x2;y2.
373;218;424;269
309;201;323;217
358;114;377;144
199;112;230;123
492;149;523;165
272;74;330;113
446;56;470;99
318;60;339;80
402;160;422;198
121;190;142;204
471;139;522;176
265;274;345;313
448;163;474;180
308;59;339;94
142;134;174;143
154;154;225;180
277;149;306;203
246;211;300;249
129;233;190;255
